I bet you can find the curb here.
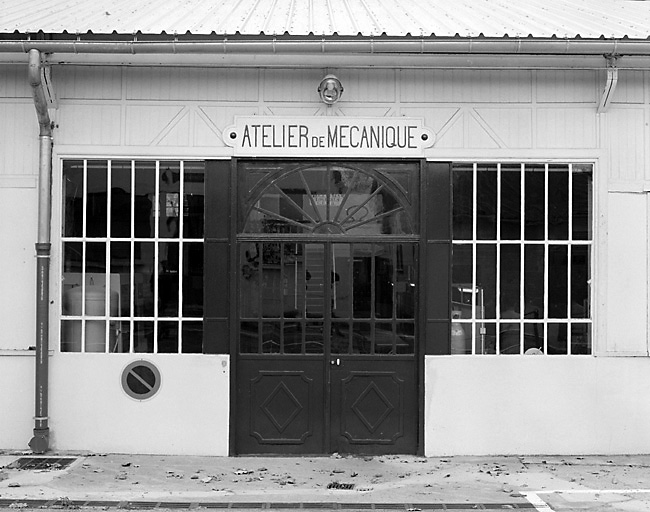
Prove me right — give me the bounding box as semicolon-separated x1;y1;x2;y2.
0;500;538;510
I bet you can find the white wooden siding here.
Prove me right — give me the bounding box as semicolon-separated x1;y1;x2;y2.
536;70;597;103
334;69;396;103
0;102;39;179
0;187;38;349
34;66;614;155
126;68;259;102
607;108;646;183
57;66;123;100
606;193;649;355
400;69;533;103
0;65;31;98
611;70;645;105
536;107;597;149
264;69;335;102
472;108;533;148
57;104;122;146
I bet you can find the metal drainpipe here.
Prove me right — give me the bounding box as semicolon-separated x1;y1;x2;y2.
27;48;53;454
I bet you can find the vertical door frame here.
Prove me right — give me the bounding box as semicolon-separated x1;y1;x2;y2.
417;161;427;455
228;157;239;456
322;241;333;453
418;161;453;454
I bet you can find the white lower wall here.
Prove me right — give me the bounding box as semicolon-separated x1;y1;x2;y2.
605;192;649;355
6;353;650;456
0;352;35;450
424;355;650;456
49;354;230;455
0;186;37;351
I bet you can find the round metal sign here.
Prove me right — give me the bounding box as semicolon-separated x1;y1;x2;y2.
121;360;161;400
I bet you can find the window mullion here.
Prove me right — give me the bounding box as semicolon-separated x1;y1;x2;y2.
471;257;477;354
472;163;478;241
472;163;478;354
568;164;574;242
257;244;263;354
81;160;88;351
154;161;160;352
567;164;574;354
391;244;397;353
519;163;525;354
129;160;135;353
370;242;376;353
496;163;502;242
105;160;112;354
543;164;549;354
178;161;185;354
495;170;502;354
497;164;505;353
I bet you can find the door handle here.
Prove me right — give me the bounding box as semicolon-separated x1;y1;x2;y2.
330;358;340;366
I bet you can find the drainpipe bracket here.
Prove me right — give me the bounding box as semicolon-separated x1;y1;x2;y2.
597;54;619;114
41;65;58;110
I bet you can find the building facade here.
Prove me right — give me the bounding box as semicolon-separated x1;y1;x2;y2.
1;1;650;456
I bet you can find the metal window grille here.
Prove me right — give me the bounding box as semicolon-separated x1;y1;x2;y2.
60;159;205;354
451;162;593;355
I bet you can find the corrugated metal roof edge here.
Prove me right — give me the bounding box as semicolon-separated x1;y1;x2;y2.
2;31;650;40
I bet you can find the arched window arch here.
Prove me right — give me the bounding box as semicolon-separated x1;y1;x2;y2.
241;163;416;236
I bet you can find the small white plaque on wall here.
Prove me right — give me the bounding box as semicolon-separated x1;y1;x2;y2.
223;116;435;158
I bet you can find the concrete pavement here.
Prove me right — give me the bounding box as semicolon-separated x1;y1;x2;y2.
1;452;650;511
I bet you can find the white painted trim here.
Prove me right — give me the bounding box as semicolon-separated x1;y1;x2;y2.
54;147;235;159
53;150;611;163
647;189;650;356
0;176;37;188
49;154;62;350
426;150;607;161
608;181;650;193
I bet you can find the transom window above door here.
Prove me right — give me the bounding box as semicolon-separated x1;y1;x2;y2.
239;161;419;236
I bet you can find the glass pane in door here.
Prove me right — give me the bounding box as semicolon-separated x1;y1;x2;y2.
350;242;417;355
239;240;416;356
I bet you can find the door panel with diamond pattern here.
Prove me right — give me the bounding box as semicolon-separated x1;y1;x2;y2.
331;362;417;453
236;359;324;454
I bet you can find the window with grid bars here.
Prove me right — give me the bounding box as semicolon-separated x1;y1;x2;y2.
60;159;205;354
451;163;593;355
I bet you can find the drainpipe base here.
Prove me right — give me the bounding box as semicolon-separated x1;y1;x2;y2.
29;428;50;454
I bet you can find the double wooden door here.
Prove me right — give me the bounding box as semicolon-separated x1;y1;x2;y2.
234;161;421;454
236;240;418;454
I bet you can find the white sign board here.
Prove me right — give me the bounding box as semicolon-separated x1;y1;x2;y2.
223;117;435;158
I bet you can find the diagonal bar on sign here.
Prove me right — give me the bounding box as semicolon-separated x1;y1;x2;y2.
128;368;155;392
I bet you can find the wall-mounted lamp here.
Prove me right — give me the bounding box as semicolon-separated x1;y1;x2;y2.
318;74;344;105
